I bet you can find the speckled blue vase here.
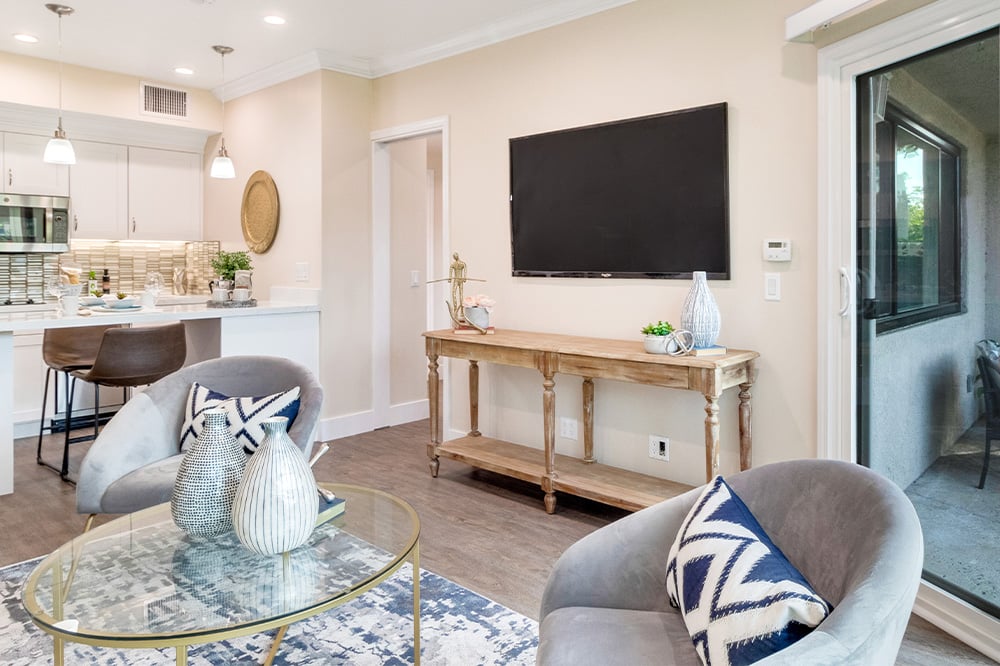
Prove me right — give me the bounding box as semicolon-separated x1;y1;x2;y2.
171;409;247;538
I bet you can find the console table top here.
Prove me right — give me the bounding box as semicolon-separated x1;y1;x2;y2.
423;328;758;368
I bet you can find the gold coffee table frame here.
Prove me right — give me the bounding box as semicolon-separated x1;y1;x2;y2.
21;483;421;665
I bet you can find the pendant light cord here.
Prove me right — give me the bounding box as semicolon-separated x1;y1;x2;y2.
56;11;63;131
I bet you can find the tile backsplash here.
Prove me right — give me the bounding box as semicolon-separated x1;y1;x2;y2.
0;240;220;304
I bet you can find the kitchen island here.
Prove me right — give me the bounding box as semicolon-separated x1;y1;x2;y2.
0;300;320;495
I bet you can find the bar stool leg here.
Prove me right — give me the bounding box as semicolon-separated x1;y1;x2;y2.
36;367;53;464
61;376;78;479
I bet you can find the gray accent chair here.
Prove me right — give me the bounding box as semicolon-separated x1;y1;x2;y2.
76;355;324;517
537;459;924;666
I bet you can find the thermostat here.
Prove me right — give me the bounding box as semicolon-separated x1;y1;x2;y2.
763;239;792;262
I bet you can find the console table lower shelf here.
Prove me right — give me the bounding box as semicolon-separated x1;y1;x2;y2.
436;436;694;512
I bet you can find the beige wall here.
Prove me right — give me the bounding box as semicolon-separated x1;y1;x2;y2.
319;70;375;418
370;0;819;483
203;72;324;297
0;51;219;131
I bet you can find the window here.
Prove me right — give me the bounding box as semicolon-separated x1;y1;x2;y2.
873;104;961;333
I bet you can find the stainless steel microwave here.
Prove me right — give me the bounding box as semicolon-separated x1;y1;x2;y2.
0;193;70;253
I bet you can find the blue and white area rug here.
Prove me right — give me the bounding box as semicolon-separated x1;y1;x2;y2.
0;559;537;665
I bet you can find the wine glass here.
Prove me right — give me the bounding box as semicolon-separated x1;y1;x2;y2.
145;272;164;297
45;275;67;305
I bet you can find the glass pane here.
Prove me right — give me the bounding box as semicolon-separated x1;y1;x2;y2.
894;127;938;312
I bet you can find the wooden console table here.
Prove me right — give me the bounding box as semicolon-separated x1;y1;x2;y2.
423;329;758;514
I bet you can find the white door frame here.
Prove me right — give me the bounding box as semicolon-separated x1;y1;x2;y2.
370;116;451;429
816;0;1000;657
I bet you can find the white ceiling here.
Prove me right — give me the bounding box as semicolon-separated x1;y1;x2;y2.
1;0;634;100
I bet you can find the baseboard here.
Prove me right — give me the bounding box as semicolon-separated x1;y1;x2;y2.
318;410;377;441
914;580;1000;661
387;399;428;427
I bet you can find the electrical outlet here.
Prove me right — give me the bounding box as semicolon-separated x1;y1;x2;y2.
648;435;669;461
559;417;578;440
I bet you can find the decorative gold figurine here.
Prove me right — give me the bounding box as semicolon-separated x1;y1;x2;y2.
428;252;489;333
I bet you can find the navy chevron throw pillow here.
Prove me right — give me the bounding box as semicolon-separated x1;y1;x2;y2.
666;476;831;666
178;382;301;455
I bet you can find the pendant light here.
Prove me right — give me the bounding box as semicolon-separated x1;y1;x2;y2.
42;3;75;165
210;45;235;179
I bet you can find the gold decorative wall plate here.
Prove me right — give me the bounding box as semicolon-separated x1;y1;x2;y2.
241;170;279;253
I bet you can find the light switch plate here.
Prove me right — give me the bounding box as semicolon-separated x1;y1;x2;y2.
764;273;781;301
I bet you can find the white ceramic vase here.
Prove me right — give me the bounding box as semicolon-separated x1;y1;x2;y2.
231;416;317;555
681;271;721;348
171;408;246;537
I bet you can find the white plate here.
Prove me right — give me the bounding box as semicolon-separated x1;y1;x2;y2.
91;304;142;312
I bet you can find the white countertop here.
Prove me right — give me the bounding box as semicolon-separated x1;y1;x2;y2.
0;299;320;333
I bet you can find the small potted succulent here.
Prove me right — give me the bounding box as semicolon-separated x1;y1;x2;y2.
641;320;676;354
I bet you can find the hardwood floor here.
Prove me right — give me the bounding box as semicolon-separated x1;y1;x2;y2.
2;420;996;664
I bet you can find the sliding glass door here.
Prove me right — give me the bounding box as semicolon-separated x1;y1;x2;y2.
856;29;999;618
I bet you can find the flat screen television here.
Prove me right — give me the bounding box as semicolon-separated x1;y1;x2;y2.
509;102;729;279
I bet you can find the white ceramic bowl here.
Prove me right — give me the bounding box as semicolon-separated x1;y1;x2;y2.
80;296;105;306
104;296;137;308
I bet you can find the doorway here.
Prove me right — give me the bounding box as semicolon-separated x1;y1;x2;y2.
370;118;450;430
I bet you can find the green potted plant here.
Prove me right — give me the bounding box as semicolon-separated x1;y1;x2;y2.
210;250;253;283
641;320;675;354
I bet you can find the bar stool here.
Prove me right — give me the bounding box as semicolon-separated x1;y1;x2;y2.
36;325;121;478
55;323;187;482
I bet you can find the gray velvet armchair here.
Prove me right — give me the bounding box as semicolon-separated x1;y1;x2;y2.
76;355;324;518
537;459;924;665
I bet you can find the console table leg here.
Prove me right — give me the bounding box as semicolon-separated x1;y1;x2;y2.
582;378;595;463
175;645;188;665
426;346;441;477
469;360;480;436
541;354;558;514
704;394;720;481
53;637;64;666
739;380;753;471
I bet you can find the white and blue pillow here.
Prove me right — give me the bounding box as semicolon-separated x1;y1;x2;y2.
666;476;831;666
178;382;301;454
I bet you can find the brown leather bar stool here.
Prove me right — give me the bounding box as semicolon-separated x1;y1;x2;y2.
59;322;187;482
36;325;122;478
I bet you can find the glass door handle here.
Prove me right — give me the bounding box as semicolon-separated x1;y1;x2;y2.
838;267;852;318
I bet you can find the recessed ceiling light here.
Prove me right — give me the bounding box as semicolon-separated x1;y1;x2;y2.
13;33;39;43
174;67;194;76
263;15;286;25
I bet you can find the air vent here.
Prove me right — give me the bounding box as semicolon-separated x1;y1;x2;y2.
140;82;189;119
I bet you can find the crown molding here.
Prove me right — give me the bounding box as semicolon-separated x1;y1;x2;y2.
0;101;213;152
368;0;637;77
218;0;636;97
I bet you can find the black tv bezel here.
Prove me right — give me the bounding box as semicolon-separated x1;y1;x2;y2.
508;102;730;280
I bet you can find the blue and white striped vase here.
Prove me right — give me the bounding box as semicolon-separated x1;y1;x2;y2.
681;271;721;348
231;416;317;555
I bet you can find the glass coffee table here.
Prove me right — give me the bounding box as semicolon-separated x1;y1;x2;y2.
21;483;421;665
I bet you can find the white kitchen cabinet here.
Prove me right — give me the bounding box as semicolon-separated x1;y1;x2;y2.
127;146;202;241
2;132;70;196
68;141;128;240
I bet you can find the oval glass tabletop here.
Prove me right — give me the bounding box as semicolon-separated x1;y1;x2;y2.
21;483;419;645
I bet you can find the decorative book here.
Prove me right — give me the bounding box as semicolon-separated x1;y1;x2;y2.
317;495;346;527
690;345;727;357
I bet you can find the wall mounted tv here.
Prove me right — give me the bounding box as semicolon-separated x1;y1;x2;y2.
509;102;729;279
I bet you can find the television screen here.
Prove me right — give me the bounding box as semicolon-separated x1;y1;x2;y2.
509;103;729;279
